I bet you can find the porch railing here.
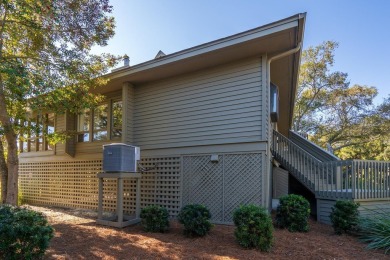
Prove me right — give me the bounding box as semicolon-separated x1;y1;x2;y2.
272;130;390;200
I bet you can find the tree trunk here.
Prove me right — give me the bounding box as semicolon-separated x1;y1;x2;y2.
5;135;18;205
0;79;18;205
0;139;8;203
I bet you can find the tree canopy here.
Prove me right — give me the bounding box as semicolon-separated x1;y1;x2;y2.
294;41;389;160
0;0;120;204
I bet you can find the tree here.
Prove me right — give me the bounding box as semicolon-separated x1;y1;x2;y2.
335;96;390;160
0;0;120;205
293;41;349;133
294;41;389;160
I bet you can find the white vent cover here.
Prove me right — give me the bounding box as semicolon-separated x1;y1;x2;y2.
103;143;140;173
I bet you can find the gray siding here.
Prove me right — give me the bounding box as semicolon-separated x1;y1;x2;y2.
272;167;288;199
65;112;76;157
134;58;263;150
317;199;390;225
75;141;111;155
358;200;390;218
55;114;66;155
122;83;134;144
317;199;336;225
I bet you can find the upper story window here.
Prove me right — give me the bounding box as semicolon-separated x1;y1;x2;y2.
77;109;91;142
93;104;108;141
111;100;123;140
21;113;55;153
77;97;122;143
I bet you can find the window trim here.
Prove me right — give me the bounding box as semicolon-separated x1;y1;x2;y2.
77;96;122;143
20;112;55;153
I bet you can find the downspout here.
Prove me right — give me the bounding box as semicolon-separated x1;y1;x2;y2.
266;42;301;141
265;42;301;210
268;43;302;65
266;42;302;137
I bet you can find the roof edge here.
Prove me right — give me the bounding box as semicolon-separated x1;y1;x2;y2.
106;13;305;79
288;12;306;130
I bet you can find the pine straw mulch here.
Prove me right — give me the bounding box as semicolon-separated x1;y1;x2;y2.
27;205;387;260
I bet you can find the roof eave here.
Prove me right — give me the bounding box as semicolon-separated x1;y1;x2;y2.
105;13;304;81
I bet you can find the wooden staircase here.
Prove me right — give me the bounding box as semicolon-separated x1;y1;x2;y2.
271;130;390;200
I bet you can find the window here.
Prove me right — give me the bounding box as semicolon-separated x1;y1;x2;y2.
21;113;55;153
93;104;108;141
46;113;55;150
37;115;44;151
29;121;37;152
77;109;91;142
111;100;122;140
77;97;122;142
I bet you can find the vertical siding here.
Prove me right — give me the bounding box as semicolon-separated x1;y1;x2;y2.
122;82;134;144
65;112;76;157
134;58;263;149
272;167;289;199
55;114;66;155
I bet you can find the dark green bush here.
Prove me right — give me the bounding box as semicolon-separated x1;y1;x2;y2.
276;194;311;232
177;204;212;237
140;205;170;233
233;204;273;251
330;200;360;235
0;205;54;259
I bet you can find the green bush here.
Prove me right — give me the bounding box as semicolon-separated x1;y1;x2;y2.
359;208;390;254
177;204;212;237
233;204;273;251
330;200;360;235
0;205;54;259
140;205;170;233
276;194;311;232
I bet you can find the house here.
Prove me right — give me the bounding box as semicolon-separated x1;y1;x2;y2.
17;13;390;224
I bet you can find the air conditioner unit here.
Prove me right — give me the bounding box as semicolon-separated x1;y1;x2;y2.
103;144;140;173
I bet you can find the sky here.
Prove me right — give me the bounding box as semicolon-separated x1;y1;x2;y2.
92;0;390;104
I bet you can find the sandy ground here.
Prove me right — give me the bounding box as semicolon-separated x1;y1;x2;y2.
26;205;387;260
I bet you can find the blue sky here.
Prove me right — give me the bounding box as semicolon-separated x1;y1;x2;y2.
93;0;390;104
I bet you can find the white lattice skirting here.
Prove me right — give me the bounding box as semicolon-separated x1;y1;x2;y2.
19;153;264;223
19;157;181;216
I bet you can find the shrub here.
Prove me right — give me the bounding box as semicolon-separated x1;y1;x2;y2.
0;205;54;259
140;205;170;233
233;204;273;251
359;208;390;254
276;194;311;232
18;189;24;206
330;200;360;235
177;204;212;237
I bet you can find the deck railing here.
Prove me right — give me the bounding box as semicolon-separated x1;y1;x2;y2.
272;130;390;200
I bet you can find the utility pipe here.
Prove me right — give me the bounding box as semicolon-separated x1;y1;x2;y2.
267;42;302;125
265;42;301;210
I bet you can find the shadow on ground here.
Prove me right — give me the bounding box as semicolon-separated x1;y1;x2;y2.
46;220;257;259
